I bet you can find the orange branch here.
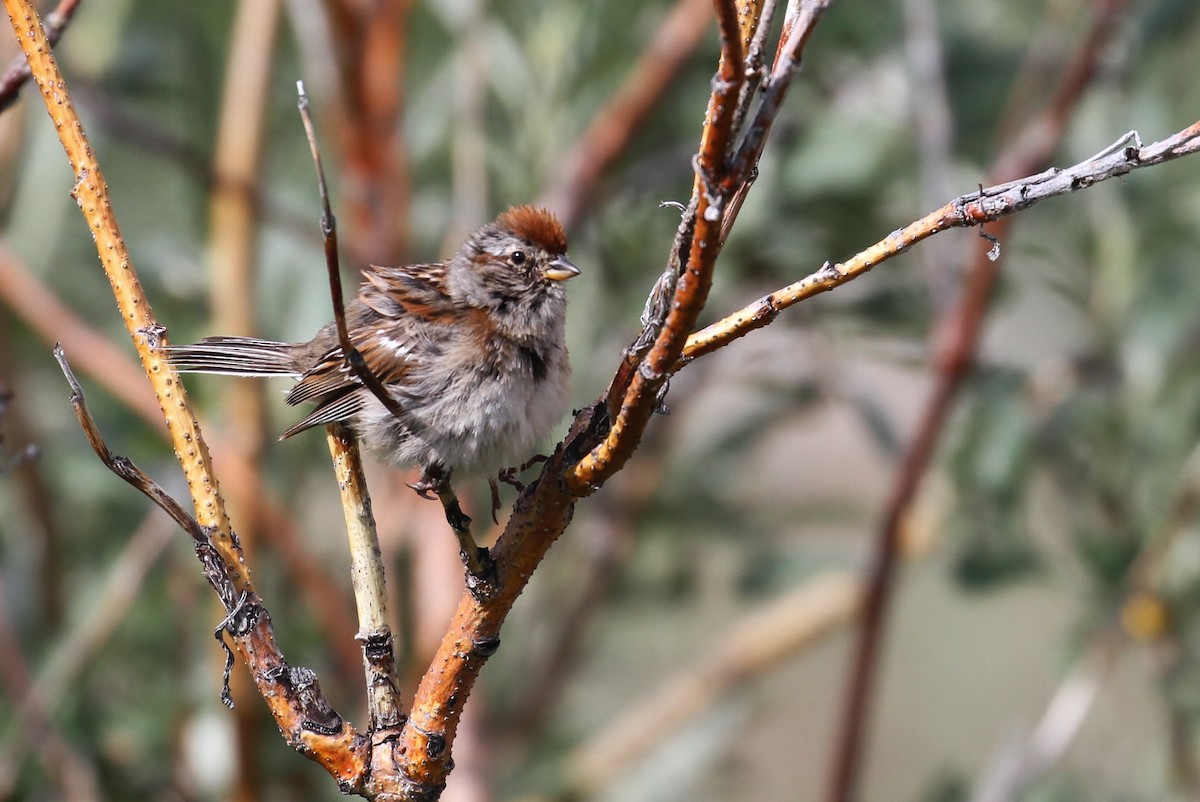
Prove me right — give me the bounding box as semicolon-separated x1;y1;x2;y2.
3;0;237;568
566;0;746;496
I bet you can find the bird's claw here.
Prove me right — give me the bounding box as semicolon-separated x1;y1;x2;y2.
406;479;437;500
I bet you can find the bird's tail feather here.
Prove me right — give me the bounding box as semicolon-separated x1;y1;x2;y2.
162;336;300;377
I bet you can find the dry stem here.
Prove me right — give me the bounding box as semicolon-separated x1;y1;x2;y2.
683;122;1200;366
0;246;364;681
327;424;404;732
566;0;750;495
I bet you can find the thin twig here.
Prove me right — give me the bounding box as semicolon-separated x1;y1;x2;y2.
431;470;496;585
326;424;404;732
0;245;363;682
297;81;410;426
682;119;1200;365
566;0;750;496
726;0;773;150
395;454;576;795
4;0;240;569
297;81;492;584
55;347;209;543
298;81;406;732
54;346;368;782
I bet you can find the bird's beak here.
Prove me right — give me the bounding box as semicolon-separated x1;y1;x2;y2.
544;256;581;282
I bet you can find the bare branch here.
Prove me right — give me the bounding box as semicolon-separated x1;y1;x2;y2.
682;119;1200;365
4;0;240;574
566;0;751;496
395;453;577;794
297;81;411;427
55;347;210;544
326;424;404;733
0;245;364;681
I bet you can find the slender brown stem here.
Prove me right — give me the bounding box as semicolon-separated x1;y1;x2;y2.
682;122;1200;366
566;0;750;495
0;245;364;683
297;82;410;426
432;474;496;586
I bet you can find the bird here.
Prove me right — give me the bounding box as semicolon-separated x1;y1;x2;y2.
163;205;579;495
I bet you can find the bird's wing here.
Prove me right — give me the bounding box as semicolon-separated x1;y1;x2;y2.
360;262;457;322
281;266;454;435
280;389;366;439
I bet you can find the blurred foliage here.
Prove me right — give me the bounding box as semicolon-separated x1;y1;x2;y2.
2;0;1200;800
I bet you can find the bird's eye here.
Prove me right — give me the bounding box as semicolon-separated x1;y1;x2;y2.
509;250;527;265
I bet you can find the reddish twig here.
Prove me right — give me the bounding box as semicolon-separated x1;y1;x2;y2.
320;0;412;265
680;123;1200;365
566;0;749;496
54;345;369;784
301;81;408;735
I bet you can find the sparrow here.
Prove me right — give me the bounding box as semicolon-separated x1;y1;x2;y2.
164;205;579;490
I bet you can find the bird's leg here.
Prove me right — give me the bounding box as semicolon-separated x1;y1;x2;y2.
418;464;495;585
495;467;524;494
488;478;502;525
495;454;550;494
491;454;550;520
405;473;438;500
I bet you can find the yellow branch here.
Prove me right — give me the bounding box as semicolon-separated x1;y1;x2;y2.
4;0;246;587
